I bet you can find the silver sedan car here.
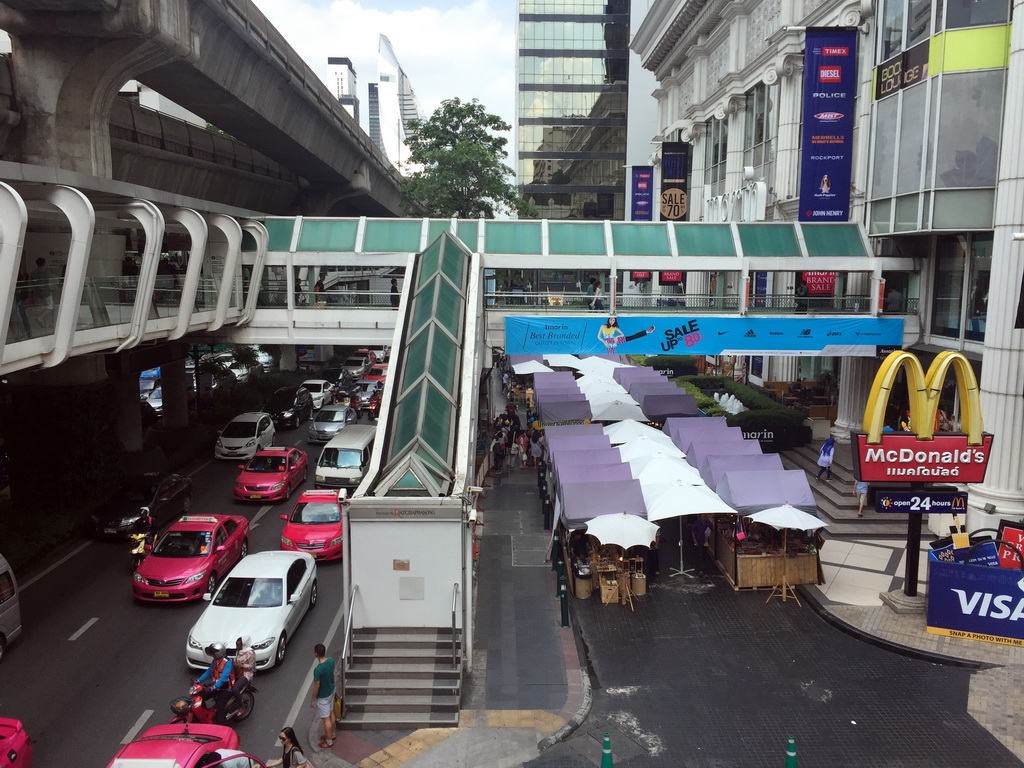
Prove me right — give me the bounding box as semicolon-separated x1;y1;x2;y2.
307;404;357;443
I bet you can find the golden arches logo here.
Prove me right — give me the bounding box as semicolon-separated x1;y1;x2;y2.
862;350;983;444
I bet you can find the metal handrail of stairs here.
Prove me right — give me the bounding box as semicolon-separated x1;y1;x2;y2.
338;583;358;716
451;581;460;669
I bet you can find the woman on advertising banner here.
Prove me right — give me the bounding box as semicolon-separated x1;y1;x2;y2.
597;316;657;353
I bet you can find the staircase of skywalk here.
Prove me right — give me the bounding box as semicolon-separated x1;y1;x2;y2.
339;627;462;730
778;439;910;539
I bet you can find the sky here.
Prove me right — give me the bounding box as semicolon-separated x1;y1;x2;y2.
251;0;517;135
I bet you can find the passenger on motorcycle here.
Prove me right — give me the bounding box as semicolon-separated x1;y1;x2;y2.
196;642;234;725
215;635;256;724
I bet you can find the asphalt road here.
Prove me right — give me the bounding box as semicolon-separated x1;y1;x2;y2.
0;424;341;766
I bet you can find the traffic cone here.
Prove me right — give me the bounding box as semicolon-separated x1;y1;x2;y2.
785;735;797;768
600;732;613;768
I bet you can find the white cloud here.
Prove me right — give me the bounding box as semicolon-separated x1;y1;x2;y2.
251;0;516;132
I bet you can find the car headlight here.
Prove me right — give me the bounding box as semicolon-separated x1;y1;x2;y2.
315;474;325;483
121;515;140;527
330;536;343;547
188;634;203;650
216;438;223;447
252;637;276;650
281;535;294;547
133;572;145;583
283;410;294;418
183;570;207;585
271;482;284;491
245;439;256;448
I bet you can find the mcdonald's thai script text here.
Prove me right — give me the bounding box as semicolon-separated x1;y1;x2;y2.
854;433;993;483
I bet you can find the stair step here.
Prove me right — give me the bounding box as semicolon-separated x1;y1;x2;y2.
344;692;460;713
337;711;460;730
348;662;461;678
347;679;460;696
352;646;458;661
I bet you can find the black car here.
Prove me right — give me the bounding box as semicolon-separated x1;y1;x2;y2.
266;386;314;428
90;473;193;538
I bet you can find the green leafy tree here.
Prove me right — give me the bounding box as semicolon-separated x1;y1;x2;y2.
401;98;536;218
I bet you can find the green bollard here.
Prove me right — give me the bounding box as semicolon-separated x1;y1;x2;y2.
785;735;797;768
559;575;569;627
600;732;613;768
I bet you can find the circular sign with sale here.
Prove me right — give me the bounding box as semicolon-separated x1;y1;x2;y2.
660;188;687;220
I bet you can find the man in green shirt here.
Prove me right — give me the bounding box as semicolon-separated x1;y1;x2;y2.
310;643;336;748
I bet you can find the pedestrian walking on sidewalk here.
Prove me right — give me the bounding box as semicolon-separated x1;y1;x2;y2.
816;437;835;481
309;644;336;749
853;479;869;517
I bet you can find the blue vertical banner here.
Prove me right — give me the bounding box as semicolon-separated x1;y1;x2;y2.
799;27;857;222
630;166;654;221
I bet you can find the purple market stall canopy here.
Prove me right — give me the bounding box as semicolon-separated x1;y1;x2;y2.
546;433;612;457
627;381;681;402
538;397;592;423
551;449;624;469
700;453;784;488
555;462;634;486
715;469;817;515
642;393;700;420
506;316;905;356
664;418;732;449
509;354;544;365
557;479;648;529
685;438;762;467
613;367;668;387
533;371;577;386
545;424;605;437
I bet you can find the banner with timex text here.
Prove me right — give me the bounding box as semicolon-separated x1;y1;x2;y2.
799;27;857;222
630;166;654;221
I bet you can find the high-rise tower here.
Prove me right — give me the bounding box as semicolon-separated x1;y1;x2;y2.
327;56;359;123
367;35;424;167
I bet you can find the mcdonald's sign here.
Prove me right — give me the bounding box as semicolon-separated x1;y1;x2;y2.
852;351;994;483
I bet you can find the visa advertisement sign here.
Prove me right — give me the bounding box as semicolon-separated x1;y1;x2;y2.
504;316;903;355
799;28;857;222
927;555;1024;647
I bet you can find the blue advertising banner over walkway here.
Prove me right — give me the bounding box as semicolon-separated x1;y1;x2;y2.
504;316;904;356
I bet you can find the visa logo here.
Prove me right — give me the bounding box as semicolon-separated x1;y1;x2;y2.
953;589;1024;621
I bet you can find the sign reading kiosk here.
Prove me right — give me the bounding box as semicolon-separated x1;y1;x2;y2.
851;351;993;483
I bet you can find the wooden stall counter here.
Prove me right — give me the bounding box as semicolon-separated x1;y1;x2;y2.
713;525;819;591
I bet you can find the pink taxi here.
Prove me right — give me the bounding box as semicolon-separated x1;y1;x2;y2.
233;447;307;502
280;489;346;561
105;723;262;768
0;718;31;768
133;514;249;602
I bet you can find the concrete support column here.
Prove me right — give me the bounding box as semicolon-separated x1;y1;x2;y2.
770;356;799;383
772;61;804;203
723;97;747;192
831;356;877;443
966;0;1024;531
160;358;189;430
280;344;298;372
113;372;145;454
684;124;706;219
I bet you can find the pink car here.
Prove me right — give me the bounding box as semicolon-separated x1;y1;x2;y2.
0;718;31;768
233;447;308;502
133;514;249;601
280;488;346;561
106;723;264;767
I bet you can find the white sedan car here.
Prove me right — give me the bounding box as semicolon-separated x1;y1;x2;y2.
186;551;317;670
214;412;276;460
301;379;334;410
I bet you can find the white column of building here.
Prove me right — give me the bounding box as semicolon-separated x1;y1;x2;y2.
768;56;804;203
723;96;747;192
831;355;877;443
769;356;799;383
966;0;1024;531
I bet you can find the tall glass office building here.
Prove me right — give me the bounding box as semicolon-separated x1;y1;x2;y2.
517;0;630;220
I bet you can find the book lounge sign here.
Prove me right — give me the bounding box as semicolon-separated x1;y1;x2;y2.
851;351;1016;645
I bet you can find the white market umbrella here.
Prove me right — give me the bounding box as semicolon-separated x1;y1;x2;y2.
746;504;827;532
512;359;554;375
544;354;584;369
583;512;660;550
629;455;701;485
617;439;686;463
576;374;622;392
575;357;630;374
590;399;647;422
588;389;640;407
746;504;827;606
604;420;675;447
642;480;736;522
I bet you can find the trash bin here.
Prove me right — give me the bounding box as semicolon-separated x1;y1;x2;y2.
631;573;647;596
575;568;593;599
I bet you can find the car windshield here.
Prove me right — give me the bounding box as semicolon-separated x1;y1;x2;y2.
153;530;213;558
245;455;286;473
266;392;294;410
305;382;325;393
290;501;341;524
222;420;257;439
214;577;284;607
319;448;361;469
343;357;363;367
316;410;348;423
148;387;162;399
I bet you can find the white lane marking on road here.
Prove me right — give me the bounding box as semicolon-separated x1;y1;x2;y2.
189;457;215;476
277;586;348;748
68;617;99;641
121;710;154;744
250;504;274;530
20;540;92;590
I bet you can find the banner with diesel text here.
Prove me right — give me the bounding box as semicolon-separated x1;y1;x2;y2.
630;166;654;221
799;27;857;222
504;316;903;355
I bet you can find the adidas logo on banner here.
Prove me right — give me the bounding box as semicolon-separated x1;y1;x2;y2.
744;329;756;338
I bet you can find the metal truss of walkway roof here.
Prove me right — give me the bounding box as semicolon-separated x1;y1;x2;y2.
262;217;871;260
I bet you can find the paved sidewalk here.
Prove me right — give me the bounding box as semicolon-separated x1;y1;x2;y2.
316;461;1024;767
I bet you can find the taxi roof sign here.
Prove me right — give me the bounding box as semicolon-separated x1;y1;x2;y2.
303;488;347;500
179;515;218;524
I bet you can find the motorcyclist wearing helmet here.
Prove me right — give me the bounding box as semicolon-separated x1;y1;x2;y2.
213;635;256;724
196;642;234;724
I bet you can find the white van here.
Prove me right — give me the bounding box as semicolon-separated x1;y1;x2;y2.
315;425;376;490
0;554;22;662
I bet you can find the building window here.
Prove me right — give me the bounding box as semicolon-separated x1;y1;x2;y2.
742;83;777;190
944;0;1009;30
703;117;727;196
966;234;991;341
930;233;990;342
934;70;1004;189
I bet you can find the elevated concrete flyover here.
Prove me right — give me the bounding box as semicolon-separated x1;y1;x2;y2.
0;0;402;216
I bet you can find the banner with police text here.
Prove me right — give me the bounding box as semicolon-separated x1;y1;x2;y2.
799;27;857;222
504;316;903;355
630;166;654;221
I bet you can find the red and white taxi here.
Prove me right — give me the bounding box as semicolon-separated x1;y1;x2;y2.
106;723;259;768
133;514;249;602
233;447;307;502
364;363;389;382
280;489;346;561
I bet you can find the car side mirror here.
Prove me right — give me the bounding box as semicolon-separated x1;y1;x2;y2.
238;464;245;470
280;514;288;521
289;593;299;604
203;593;212;601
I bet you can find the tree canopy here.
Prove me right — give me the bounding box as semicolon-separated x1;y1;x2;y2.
400;98;535;219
